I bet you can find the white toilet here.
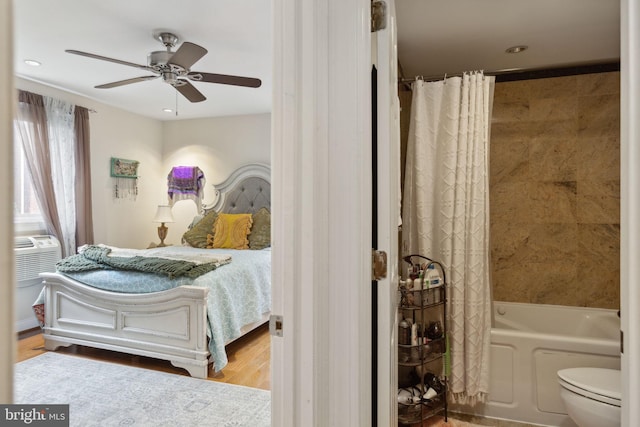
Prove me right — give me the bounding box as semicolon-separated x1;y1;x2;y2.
557;367;620;427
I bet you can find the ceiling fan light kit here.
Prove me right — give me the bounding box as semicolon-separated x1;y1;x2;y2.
65;32;261;103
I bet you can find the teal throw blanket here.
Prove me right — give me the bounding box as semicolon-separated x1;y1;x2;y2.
56;245;222;279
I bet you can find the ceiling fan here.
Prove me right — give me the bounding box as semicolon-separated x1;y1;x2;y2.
65;32;261;103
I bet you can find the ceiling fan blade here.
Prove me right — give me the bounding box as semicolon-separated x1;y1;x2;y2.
168;42;208;70
174;80;206;103
95;75;159;89
187;72;262;88
66;50;157;73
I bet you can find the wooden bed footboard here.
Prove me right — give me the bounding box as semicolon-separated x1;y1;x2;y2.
39;272;210;379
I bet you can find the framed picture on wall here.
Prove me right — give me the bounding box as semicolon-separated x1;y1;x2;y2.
110;157;139;179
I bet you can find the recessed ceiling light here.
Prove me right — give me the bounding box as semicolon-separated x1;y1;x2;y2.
162;108;173;113
505;45;528;54
24;59;41;66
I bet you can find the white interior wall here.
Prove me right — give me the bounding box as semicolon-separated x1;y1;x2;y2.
90;112;163;248
161;113;271;238
12;79;270;249
14;77;164;249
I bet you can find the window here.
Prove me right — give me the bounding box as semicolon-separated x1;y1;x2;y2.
13;123;45;234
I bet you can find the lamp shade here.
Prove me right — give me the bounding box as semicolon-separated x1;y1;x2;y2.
152;205;174;223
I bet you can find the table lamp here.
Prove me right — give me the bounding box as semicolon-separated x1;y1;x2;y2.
152;205;174;247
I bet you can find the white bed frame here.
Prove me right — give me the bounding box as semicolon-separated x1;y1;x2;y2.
40;163;271;379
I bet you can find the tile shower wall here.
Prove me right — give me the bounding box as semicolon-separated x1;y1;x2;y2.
490;72;620;308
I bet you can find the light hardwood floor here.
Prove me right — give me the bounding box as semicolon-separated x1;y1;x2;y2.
19;328;537;426
16;323;271;390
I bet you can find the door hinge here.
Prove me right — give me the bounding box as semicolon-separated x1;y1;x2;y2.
372;249;388;280
270;314;283;337
371;0;387;32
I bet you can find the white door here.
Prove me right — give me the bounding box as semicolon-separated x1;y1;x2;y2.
271;0;399;424
373;0;400;425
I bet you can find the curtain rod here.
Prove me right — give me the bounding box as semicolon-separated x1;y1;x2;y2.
398;70;490;84
398;62;621;85
18;88;98;113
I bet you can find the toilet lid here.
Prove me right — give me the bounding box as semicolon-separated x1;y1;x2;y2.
558;368;621;407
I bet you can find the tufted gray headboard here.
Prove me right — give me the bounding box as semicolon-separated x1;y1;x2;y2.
204;163;271;215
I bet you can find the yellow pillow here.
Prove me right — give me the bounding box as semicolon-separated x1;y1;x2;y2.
208;213;253;249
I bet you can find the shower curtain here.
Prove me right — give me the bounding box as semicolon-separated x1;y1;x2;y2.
402;72;494;404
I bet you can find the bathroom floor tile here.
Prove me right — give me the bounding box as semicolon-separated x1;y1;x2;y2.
441;412;541;427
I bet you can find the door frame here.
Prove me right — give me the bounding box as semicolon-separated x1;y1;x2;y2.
270;0;374;425
372;0;400;423
0;0;15;403
620;0;640;425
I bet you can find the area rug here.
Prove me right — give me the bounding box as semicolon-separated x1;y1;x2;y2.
14;352;270;427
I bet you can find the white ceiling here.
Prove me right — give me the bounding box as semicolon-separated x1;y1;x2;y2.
14;1;620;121
13;0;272;121
396;0;620;79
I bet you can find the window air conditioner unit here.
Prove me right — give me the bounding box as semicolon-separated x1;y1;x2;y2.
14;235;62;331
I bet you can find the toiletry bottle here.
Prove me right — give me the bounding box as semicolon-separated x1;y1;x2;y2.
426;264;442;288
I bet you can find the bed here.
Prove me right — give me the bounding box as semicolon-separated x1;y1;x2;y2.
36;163;271;379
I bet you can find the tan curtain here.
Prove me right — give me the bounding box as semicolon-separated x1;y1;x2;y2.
15;91;63;246
74;106;94;246
15;90;94;256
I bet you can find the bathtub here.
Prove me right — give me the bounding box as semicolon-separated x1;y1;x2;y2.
451;301;620;426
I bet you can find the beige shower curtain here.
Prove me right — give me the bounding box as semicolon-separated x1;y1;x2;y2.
402;72;494;404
